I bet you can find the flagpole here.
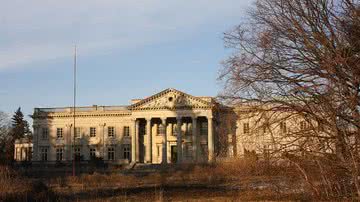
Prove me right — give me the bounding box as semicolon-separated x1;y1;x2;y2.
73;45;77;176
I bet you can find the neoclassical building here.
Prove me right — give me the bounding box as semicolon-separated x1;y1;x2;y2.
26;88;318;164
31;88;219;164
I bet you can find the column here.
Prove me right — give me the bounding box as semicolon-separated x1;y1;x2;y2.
161;117;167;164
131;119;136;162
146;118;152;163
192;116;197;162
176;117;182;164
100;123;106;160
65;124;72;160
208;117;214;162
33;126;39;161
135;119;140;162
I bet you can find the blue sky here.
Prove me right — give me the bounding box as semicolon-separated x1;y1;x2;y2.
0;0;253;123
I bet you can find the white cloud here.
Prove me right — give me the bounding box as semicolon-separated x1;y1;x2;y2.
0;0;253;70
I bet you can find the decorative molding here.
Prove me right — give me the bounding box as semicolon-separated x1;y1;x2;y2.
129;88;213;111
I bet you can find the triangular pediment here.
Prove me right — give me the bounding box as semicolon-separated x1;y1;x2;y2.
129;88;213;110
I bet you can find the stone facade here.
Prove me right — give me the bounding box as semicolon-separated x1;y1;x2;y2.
31;88;217;164
27;88;320;164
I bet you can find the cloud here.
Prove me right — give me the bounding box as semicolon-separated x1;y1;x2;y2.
0;0;253;71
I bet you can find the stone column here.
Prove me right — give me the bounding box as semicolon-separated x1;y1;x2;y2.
146;118;152;163
135;119;140;162
131;119;136;163
65;124;72;160
161;117;167;164
33;125;39;161
99;123;106;160
192;116;197;162
176;117;182;164
208;117;214;162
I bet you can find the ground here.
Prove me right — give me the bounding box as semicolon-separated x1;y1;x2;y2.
1;161;313;201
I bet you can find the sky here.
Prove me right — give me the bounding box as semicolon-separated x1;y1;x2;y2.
0;0;253;124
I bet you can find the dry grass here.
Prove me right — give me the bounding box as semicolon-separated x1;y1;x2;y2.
1;160;311;201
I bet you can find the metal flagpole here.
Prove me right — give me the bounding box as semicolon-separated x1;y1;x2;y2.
73;45;77;176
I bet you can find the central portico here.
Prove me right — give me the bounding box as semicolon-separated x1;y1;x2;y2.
129;88;215;164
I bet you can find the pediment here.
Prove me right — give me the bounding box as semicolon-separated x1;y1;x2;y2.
129;88;213;110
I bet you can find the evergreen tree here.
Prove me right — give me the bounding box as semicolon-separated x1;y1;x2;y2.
11;107;31;139
4;107;32;164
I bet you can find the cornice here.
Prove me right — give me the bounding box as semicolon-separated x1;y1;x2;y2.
33;112;132;119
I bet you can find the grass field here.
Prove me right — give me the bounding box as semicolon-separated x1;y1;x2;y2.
1;160;314;201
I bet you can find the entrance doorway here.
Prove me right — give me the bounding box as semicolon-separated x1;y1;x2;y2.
171;145;177;163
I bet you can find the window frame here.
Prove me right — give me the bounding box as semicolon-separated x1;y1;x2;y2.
56;147;64;161
123;144;130;160
41;128;48;140
243;123;250;134
90;127;96;137
56;128;63;139
108;126;115;138
123;126;130;137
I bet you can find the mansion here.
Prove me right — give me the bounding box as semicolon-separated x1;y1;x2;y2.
29;88;221;164
16;88;309;164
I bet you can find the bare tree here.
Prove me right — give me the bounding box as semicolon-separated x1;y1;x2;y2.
219;0;360;198
0;111;10;164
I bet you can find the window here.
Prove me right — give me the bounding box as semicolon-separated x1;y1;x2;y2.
75;127;81;138
200;144;208;157
200;122;208;136
108;126;115;137
172;124;177;136
56;147;64;161
57;128;63;139
90;127;96;137
300;121;310;131
74;147;81;160
40;146;48;161
157;145;161;157
123;144;130;160
123;126;130;137
41;128;48;140
156;124;163;135
263;145;270;160
185;143;193;158
243;123;250;134
90;148;96;159
108;147;115;161
186;123;192;136
280;122;287;133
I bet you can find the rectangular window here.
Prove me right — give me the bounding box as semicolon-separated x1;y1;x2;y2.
75;127;81;138
108;147;115;161
56;128;63;139
123;144;130;160
74;147;81;160
200;122;208;136
56;147;64;161
185;143;193;158
90;127;96;137
90;148;96;159
243;123;250;134
201;143;208;156
123;126;130;137
40;146;48;161
41;128;48;140
157;145;161;157
108;126;115;137
300;121;310;131
280;122;287;133
156;124;162;135
172;124;177;136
